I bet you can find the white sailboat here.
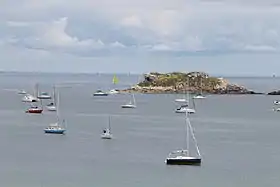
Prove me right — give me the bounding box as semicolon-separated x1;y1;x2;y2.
36;83;52;99
22;83;40;102
44;89;66;134
121;92;137;108
22;94;39;102
175;84;188;103
176;78;196;114
193;78;206;99
46;86;57;111
101;116;113;139
166;110;202;165
18;89;27;94
273;108;280;112
108;75;120;94
175;104;196;114
175;93;188;103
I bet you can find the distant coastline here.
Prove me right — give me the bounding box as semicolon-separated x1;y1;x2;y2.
0;70;278;78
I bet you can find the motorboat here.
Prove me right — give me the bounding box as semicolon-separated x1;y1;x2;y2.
175;105;195;114
274;100;280;105
37;92;52;99
26;105;43;114
44;123;66;134
93;90;108;96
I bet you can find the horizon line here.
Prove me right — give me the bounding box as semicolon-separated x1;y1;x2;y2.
0;70;276;78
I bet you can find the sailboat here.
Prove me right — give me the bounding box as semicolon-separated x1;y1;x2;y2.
175;88;188;103
165;110;202;165
22;94;39;102
101;116;113;139
22;83;40;102
193;78;206;99
44;89;66;134
108;75;119;94
121;92;137;108
176;79;196;114
36;84;52;99
46;86;57;111
18;89;27;95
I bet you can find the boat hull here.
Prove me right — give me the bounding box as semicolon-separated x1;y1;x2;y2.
193;96;206;99
26;109;43;113
101;134;113;139
108;90;119;94
93;93;108;96
175;109;195;114
165;158;201;165
175;99;188;102
38;96;51;99
22;99;39;102
46;106;56;111
121;105;136;108
44;129;65;134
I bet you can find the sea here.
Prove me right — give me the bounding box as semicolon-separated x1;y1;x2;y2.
0;72;279;187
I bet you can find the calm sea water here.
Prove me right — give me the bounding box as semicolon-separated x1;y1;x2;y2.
0;72;279;187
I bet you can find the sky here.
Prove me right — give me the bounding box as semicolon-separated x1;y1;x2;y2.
1;0;280;76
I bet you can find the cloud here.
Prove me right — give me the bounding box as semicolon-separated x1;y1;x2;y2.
1;0;280;57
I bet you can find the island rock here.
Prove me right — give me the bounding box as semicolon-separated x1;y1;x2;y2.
121;72;263;94
267;90;280;95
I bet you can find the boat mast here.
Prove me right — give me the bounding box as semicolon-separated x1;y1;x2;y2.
132;93;136;106
34;83;39;97
108;116;111;131
187;77;190;104
56;88;60;122
185;110;190;156
53;85;56;106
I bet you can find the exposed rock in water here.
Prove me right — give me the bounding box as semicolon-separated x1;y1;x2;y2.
120;72;263;94
267;90;280;95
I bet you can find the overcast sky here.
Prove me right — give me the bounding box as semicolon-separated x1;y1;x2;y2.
1;0;280;76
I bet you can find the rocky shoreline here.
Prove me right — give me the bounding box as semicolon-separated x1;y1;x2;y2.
120;72;265;95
